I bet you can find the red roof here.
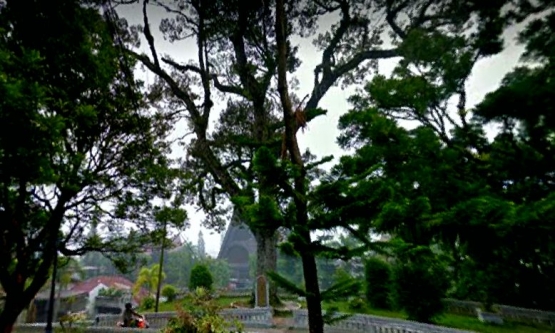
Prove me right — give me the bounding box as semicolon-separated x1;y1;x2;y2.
70;275;134;294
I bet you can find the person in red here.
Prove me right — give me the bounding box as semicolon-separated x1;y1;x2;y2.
120;303;145;328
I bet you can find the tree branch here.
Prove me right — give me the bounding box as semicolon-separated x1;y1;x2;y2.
306;48;398;113
161;57;247;97
142;0;160;68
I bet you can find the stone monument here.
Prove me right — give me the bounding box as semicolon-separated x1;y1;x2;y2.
255;275;269;308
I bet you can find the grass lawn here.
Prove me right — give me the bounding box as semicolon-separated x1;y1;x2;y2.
323;301;553;333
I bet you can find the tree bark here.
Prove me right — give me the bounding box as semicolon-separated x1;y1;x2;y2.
0;294;28;333
253;229;279;305
299;234;324;333
274;0;324;332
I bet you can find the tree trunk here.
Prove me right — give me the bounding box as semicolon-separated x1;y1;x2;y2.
300;241;324;333
274;0;325;331
0;295;27;333
253;229;279;306
25;300;37;323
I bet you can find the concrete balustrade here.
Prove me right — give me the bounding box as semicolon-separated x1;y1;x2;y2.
95;308;272;329
292;310;476;333
443;299;555;327
14;323;158;333
496;305;555;327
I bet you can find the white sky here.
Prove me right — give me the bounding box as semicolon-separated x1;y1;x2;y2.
117;4;528;257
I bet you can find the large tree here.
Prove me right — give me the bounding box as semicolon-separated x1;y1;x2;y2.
0;0;184;331
316;0;555;313
116;0;511;315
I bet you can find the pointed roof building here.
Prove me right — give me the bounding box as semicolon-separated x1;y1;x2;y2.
217;210;256;288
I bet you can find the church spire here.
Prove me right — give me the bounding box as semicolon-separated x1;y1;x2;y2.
198;230;206;259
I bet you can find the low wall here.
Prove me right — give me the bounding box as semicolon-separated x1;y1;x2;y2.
96;308;273;329
14;323;157;333
220;309;273;328
496;305;555;327
442;299;555;326
292;310;475;333
443;299;482;316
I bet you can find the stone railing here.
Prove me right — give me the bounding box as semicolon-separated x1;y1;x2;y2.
442;299;555;326
443;299;482;316
219;309;272;328
496;305;555;327
96;308;272;329
215;291;252;298
14;323;158;333
292;310;475;333
215;291;297;299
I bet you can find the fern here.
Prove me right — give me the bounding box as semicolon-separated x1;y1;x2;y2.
322;306;352;326
320;278;361;302
266;271;306;297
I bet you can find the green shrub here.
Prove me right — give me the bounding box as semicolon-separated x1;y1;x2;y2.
140;296;155;310
364;257;392;309
391;260;450;323
348;297;365;310
162;284;178;302
189;263;214;291
98;287;123;297
163;287;244;333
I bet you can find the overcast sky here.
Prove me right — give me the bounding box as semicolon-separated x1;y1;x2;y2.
117;4;527;257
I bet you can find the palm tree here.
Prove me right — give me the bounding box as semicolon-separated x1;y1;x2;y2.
133;264;165;297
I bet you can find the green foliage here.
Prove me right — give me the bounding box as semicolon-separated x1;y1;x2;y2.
0;0;183;327
364;258;392;310
327;1;555;313
391;248;450;324
324;267;361;302
267;271;306;297
189;264;213;291
98;288;124;297
162;284;178;302
106;4;555;333
141;296;155;311
134;264;165;296
347;297;365;311
163;288;243;333
333;267;353;286
277;252;303;287
204;259;231;290
159;243;198;288
321;277;361;303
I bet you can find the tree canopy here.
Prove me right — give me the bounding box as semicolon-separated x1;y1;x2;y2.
314;2;555;312
0;0;185;330
1;0;555;332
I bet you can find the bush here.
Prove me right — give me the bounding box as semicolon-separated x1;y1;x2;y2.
98;287;124;297
364;257;392;309
328;267;362;302
391;260;450;323
163;288;244;333
162;284;178;302
140;296;155;310
348;297;365;310
189;263;214;291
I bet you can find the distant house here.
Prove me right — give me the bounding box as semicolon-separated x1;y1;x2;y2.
34;275;147;322
34;289;89;322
